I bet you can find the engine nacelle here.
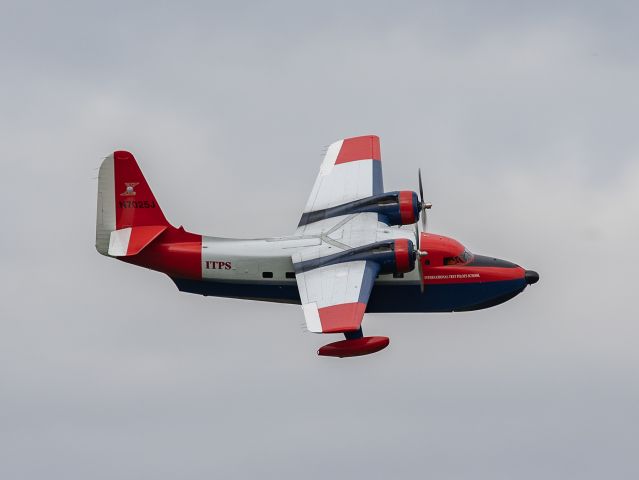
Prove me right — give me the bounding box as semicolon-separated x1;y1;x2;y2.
345;239;417;274
294;239;416;275
354;238;417;274
298;191;421;227
375;238;415;273
378;190;421;226
392;238;416;273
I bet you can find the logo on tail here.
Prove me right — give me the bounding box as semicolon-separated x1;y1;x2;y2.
120;182;139;196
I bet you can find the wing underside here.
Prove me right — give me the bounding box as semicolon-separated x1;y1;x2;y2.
297;135;383;236
293;135;386;334
294;260;380;333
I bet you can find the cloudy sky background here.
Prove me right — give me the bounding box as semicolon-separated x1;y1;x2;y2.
1;1;638;478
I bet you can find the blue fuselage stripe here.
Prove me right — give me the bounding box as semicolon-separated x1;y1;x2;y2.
172;277;527;313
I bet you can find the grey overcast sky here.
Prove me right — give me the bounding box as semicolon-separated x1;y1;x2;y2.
1;1;638;479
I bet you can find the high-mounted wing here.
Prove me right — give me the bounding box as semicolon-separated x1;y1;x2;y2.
296;135;383;236
293;258;379;333
293;135;386;334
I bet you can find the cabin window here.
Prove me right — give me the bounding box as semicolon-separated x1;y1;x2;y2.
393;272;404;278
444;250;473;266
262;272;273;278
285;272;296;279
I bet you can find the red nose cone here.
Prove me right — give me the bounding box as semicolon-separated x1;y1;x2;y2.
318;336;390;358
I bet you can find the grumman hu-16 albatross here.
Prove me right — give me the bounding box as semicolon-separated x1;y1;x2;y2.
96;135;539;357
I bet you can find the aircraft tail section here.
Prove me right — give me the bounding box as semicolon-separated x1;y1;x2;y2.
96;150;202;279
95;151;170;256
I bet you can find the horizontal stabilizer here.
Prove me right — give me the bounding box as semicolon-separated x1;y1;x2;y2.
108;225;167;257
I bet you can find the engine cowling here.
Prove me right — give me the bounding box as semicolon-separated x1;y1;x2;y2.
362;239;416;274
374;191;421;226
294;239;416;275
297;191;421;228
392;238;415;273
398;191;420;225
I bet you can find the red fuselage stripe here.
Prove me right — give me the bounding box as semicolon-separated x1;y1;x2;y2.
419;264;526;283
122;227;203;280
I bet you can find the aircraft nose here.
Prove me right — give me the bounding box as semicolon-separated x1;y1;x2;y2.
525;270;539;285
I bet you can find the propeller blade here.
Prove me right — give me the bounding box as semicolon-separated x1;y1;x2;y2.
417;168;430;230
413;223;425;293
414;171;429;293
422;205;427;230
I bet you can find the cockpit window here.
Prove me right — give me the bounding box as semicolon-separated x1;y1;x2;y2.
444;249;473;266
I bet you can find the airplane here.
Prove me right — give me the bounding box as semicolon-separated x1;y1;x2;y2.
96;135;539;358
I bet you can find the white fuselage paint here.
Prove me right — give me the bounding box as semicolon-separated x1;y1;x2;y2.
199;225;419;286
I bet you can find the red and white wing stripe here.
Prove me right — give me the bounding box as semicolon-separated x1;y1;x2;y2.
292;135;387;334
294;260;378;333
297;135;382;235
301;301;367;334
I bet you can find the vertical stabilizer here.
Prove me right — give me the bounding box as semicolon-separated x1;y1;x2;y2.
95;151;170;256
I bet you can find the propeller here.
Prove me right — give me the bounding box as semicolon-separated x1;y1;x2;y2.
413;223;427;293
417;168;432;230
414;169;432;293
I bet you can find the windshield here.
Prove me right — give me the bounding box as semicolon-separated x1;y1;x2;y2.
444;249;473;266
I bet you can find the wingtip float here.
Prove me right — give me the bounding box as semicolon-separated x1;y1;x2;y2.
96;135;539;358
318;336;390;358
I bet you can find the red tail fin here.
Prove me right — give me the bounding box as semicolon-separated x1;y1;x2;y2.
113;150;169;229
96;151;202;279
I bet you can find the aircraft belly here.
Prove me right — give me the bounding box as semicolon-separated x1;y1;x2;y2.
172;278;301;304
171;277;526;312
366;279;526;312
